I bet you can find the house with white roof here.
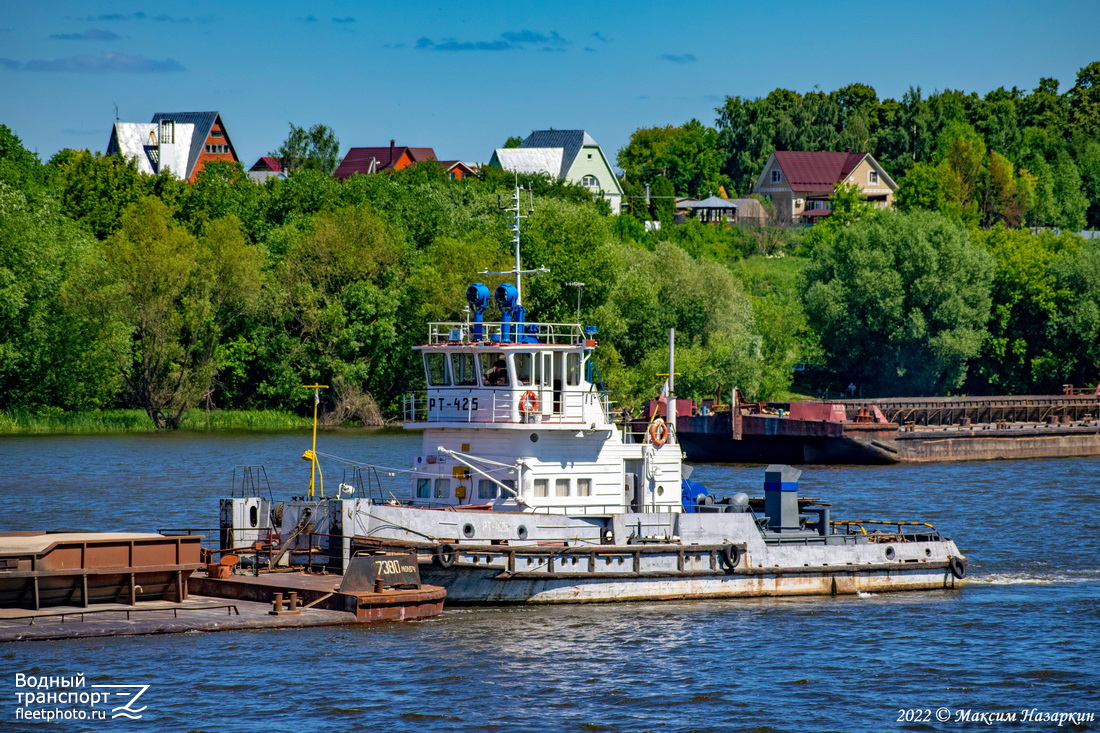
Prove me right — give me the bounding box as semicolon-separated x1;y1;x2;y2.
489;130;623;213
106;112;239;183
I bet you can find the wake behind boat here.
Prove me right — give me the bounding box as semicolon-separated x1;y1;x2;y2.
218;186;968;603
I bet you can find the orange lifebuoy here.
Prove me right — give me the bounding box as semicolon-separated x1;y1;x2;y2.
519;390;539;414
649;418;669;447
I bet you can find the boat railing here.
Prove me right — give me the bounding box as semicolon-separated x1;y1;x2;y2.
403;389;611;425
426;321;590;346
831;519;943;542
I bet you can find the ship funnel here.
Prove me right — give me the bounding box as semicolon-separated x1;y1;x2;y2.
764;464;802;532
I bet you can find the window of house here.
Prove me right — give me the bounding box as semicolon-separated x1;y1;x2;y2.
212;130;223;138
566;352;581;386
424;352;450;386
581;175;599;188
868;171;879;184
159;120;174;145
434;478;451;499
587;153;593;159
555;478;570;497
514;353;533;385
577;478;591;497
534;479;548;497
771;170;782;183
478;479;498;499
416;478;432;498
452;353;480;386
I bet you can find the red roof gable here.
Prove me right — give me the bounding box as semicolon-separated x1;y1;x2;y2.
334;145;437;180
773;151;867;193
250;156;283;173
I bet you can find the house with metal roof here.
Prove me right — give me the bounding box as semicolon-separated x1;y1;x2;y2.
333;141;437;180
248;156;286;183
752;151;897;224
106;111;239;183
489;130;623;213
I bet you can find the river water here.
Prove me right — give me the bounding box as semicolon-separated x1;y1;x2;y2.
0;431;1097;732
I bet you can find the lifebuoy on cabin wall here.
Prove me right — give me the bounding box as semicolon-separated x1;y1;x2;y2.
648;418;669;447
519;390;539;414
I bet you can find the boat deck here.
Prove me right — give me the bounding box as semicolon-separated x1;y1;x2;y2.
0;595;359;642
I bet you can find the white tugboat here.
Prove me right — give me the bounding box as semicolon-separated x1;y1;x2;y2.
220;187;968;603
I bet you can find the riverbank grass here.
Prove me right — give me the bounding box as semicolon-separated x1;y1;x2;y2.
0;409;314;435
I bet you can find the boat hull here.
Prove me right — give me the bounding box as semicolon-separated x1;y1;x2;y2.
423;563;961;604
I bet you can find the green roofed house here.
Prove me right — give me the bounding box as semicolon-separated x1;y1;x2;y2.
489;130;623;213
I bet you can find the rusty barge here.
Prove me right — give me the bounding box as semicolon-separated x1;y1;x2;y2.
671;391;1100;465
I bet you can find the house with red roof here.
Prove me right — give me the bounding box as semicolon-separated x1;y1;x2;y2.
752;151;897;224
248;156;285;182
333;141;437;180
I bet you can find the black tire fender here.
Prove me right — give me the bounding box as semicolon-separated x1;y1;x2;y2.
948;555;967;580
721;544;741;570
434;543;457;569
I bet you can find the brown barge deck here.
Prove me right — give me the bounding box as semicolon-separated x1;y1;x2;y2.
0;534;444;642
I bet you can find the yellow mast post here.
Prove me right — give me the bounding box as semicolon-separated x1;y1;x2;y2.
301;384;329;497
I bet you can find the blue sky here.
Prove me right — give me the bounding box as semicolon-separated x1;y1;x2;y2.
2;1;1098;173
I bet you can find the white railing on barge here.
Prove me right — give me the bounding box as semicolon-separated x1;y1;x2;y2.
425;321;591;346
403;389;612;425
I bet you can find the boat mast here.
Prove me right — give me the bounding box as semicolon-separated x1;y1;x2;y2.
667;329;676;424
484;182;547;305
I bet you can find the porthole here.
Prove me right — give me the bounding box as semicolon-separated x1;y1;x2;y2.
657;486;665;496
462;523;476;539
925;548;932;557
517;525;529;540
530;433;539;443
885;546;896;560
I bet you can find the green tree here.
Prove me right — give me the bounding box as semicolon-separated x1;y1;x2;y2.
1049;239;1100;387
77;199;260;427
617;120;729;197
0;183;121;409
47;149;183;239
272;123;341;175
502;136;524;149
1067;61;1100;138
969;227;1074;393
803;210;993;395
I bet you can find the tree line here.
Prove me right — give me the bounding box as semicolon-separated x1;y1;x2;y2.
2;65;1099;428
618;62;1100;231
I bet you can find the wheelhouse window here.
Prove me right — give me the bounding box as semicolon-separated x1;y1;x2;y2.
577;478;592;496
452;353;481;386
478;479;498;499
533;478;548;497
514;353;534;385
424;352;450;386
481;352;508;386
566;353;581;386
434;478;451;498
555;478;570;497
416;478;432;498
